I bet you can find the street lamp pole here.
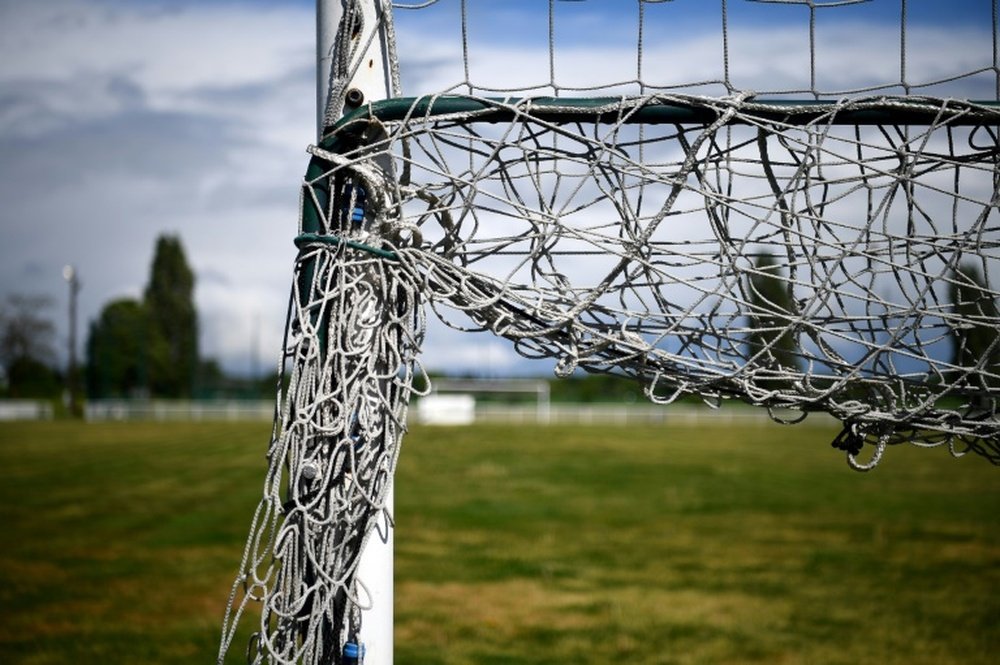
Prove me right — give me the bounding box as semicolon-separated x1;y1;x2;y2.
63;265;81;417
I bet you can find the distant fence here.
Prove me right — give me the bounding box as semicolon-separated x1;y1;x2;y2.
474;403;830;426
83;398;834;427
0;400;54;421
85;399;275;422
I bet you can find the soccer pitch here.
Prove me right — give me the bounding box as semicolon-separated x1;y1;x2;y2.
0;420;997;664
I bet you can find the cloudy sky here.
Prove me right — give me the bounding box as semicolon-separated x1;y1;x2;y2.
0;0;994;378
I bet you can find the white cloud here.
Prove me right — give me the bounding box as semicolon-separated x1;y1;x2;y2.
0;0;315;374
0;1;311;124
0;0;994;379
398;18;994;98
419;319;540;376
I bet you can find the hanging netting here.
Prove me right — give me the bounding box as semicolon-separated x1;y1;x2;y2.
222;1;1000;664
218;244;423;663
329;94;1000;466
314;0;1000;465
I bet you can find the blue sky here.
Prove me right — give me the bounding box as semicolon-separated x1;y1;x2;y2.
0;0;995;378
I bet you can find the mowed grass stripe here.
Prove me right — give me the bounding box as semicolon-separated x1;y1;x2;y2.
0;421;997;664
395;424;999;664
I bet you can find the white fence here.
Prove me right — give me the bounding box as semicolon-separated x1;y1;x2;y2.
82;398;834;427
85;399;275;422
0;400;54;421
475;403;821;426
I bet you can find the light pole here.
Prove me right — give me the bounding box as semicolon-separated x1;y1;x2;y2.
63;265;81;417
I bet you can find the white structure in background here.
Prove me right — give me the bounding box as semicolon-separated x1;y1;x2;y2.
417;393;476;425
84;399;274;422
0;400;53;421
422;378;551;425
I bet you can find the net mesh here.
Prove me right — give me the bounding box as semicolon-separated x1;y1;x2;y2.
222;2;1000;663
347;95;1000;467
219;245;424;663
333;0;1000;465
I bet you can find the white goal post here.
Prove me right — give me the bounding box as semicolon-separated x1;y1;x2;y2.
318;2;396;664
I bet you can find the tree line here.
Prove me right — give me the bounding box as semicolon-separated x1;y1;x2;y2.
1;242;997;402
2;234;245;401
86;235;199;398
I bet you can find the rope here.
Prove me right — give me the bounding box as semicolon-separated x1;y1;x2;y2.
219;244;425;665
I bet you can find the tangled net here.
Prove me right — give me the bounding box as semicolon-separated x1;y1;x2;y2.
218;244;423;663
311;93;1000;467
222;2;1000;664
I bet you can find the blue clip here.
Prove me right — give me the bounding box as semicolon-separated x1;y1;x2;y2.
343;641;365;664
349;186;367;225
348;412;365;453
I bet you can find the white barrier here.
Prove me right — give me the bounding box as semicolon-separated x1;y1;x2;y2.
85;399;275;422
417;394;476;425
473;403;836;426
0;400;53;421
81;398;835;427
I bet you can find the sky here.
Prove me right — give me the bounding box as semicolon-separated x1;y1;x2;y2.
0;0;995;378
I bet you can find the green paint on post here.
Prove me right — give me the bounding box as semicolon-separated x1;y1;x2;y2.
322;96;1000;140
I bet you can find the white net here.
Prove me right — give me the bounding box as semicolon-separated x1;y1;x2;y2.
392;0;999;100
330;94;999;459
219;245;424;663
222;2;1000;664
329;0;1000;463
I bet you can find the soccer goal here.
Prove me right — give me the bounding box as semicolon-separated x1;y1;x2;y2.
220;1;1000;663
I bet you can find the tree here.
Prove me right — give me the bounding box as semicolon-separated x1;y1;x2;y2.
745;253;800;377
949;262;1000;392
86;298;148;398
144;235;198;397
0;294;60;398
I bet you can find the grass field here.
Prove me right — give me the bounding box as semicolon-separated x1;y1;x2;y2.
0;420;997;664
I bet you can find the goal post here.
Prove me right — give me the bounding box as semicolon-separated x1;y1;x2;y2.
317;3;396;664
221;2;1000;663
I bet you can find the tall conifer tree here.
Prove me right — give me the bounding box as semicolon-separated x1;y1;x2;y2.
746;253;800;376
949;263;999;394
144;235;198;397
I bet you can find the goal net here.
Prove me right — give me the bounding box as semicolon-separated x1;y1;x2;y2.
221;1;1000;663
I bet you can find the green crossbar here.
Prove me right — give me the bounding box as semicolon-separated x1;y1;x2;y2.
325;95;1000;139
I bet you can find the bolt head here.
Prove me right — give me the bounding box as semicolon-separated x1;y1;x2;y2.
346;88;365;106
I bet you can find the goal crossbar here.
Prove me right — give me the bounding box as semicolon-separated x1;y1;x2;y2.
326;95;1000;135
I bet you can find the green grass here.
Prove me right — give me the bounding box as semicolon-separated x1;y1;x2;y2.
0;420;997;664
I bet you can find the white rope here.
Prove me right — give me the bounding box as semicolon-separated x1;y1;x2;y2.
219;244;425;664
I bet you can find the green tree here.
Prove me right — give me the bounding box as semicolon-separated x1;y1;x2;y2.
0;294;60;398
745;253;800;376
949;263;1000;391
144;235;198;397
85;298;148;398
